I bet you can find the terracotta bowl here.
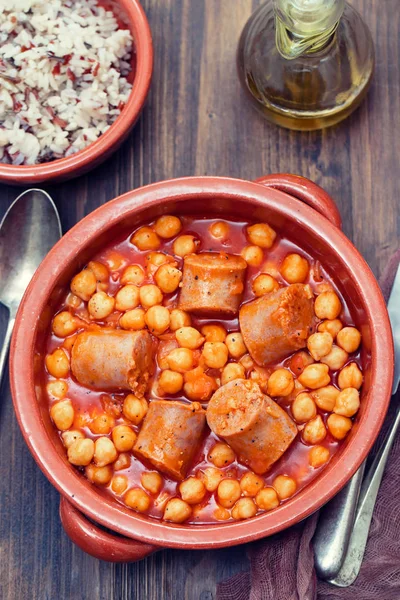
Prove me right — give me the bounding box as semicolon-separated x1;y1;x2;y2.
0;0;153;185
10;174;394;562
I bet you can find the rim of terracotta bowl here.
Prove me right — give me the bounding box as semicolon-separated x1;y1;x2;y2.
10;176;393;549
0;0;153;184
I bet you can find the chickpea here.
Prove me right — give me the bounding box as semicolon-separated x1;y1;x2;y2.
68;438;94;466
139;284;163;309
307;332;333;361
267;368;294;397
298;363;330;389
231;497;257;520
308;445;330;468
94;437;118;467
201;324;227;343
302;415;327;444
164;498;192;523
337;327;361;353
119;308;146;330
255;487;280;511
106;252;126;272
241;245;263;266
321;345;349;370
183;367;217;402
333;388;360;417
115;285;140;311
200;467;224;492
338;363;363;390
50;399;74;431
273;475;297;500
291;392;317;423
86;464;113;485
66;293;81;309
89;413;115;435
125;488;151;512
315;291;342;320
217;479;241;509
52;311;78;337
154;264;182;294
318;319;343;339
120;264;145;286
176;327;205;350
252;273;279;296
70;269;97;301
221;362;245;385
240;353;254;371
208;443;236;468
46;348;69;379
225;333;247;359
213;507;231;521
111;475;128;495
88;291;115;319
311;385;340;411
280;253;309;283
123;395;148;425
179;477;206;504
173;235;199;257
131;226;160;251
141;471;163;495
114;452;131;471
145;305;170;334
247;223;276;249
47;379;69;399
209;221;230;240
112;425;136;452
87;260;109;283
61;429;84;449
240;472;264;497
62;334;77;352
154;215;182;239
170;309;191;331
158;370;183;394
166;347;194;372
289;351;314;376
327;414;353;440
202;341;229;369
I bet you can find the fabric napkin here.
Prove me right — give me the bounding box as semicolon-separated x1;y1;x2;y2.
218;249;400;600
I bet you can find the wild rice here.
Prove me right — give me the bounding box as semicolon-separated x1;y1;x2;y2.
0;0;133;165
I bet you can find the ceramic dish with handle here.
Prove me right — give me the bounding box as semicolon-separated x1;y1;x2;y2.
0;0;153;186
10;174;393;561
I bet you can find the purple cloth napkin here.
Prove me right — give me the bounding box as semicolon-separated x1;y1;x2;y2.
218;249;400;600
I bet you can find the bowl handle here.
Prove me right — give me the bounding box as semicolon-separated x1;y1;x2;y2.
59;496;159;562
254;174;342;230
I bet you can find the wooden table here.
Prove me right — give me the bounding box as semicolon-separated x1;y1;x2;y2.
0;1;399;598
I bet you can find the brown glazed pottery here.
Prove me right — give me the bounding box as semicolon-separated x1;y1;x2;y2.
10;174;394;561
0;0;153;185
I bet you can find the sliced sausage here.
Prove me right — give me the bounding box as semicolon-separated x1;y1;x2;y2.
239;283;315;366
134;400;207;480
206;379;297;474
178;252;247;316
71;329;154;395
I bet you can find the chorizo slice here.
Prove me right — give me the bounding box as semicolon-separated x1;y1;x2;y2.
239;283;315;366
206;379;297;474
71;329;153;394
133;400;207;480
178;252;247;316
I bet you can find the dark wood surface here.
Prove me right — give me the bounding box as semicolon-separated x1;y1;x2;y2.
0;1;399;598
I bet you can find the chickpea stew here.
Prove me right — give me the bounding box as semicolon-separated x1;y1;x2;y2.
42;215;364;525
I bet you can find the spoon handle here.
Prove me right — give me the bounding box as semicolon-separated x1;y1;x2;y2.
0;312;15;389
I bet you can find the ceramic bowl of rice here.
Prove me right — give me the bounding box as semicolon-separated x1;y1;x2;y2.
0;0;153;184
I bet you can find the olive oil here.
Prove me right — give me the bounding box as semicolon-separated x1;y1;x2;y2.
237;0;375;130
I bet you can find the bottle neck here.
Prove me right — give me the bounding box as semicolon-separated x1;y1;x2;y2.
274;0;345;59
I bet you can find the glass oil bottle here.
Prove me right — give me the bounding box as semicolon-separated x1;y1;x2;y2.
237;0;375;130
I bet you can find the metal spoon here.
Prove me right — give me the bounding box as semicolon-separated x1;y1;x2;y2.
0;189;62;387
